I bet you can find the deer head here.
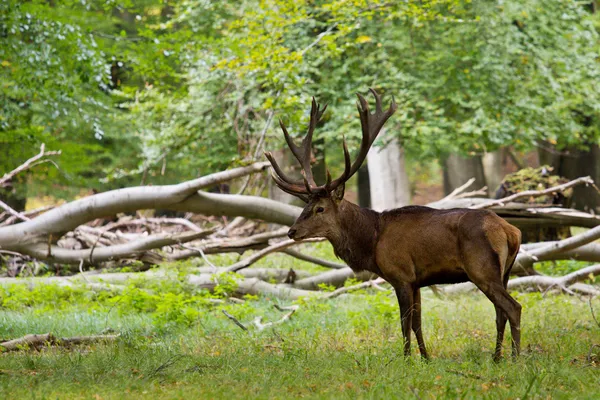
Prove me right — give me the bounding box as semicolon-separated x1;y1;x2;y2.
265;89;397;240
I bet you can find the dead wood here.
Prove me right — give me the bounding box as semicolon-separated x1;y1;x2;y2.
282;248;347;269
442;264;600;296
0;333;119;352
293;267;376;290
323;278;388;299
188;276;320;300
0;144;61;188
168;228;289;260
195;267;313;281
471;176;595;209
224;238;326;272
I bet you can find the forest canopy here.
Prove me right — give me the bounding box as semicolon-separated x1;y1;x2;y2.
1;0;599;197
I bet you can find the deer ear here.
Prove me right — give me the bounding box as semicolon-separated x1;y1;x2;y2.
332;183;345;202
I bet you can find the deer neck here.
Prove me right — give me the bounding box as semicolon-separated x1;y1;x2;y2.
327;200;381;273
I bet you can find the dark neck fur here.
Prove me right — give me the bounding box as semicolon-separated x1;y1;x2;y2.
327;201;381;274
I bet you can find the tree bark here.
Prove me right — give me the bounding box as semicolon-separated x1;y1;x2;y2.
367;134;411;211
482;150;505;197
538;142;600;213
293;267;376;290
443;153;487;196
357;163;371;208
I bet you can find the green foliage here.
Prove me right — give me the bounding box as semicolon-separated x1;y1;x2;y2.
2;0;600;197
536;259;597;277
0;0;198;197
0;269;246;328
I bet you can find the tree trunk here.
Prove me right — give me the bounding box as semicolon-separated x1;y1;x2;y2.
443;153;487;196
538;142;600;213
367;134;410;211
357;163;371;208
482;150;504;197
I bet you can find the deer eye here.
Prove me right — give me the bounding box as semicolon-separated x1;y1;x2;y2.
316;207;325;213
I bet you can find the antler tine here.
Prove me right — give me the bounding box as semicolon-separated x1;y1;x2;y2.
269;170;310;202
299;170;312;193
266;88;395;200
281;98;327;187
369;88;383;114
324;89;396;193
354;88;397;166
279;117;317;188
327;135;352;190
264;151;303;186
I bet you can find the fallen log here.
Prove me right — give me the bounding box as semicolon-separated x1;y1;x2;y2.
187;276;320;300
168;228;289;260
293;267;376;290
442;264;600;296
0;333;119;352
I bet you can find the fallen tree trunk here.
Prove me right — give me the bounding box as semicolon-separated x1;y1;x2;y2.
293;267;376;290
187;276;320;300
168;228;289;260
0;161;296;248
514;228;600;273
13;229;215;265
0;267;315;286
442;264;600;296
0;333;119;352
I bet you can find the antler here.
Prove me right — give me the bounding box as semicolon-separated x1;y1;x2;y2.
265;88;397;201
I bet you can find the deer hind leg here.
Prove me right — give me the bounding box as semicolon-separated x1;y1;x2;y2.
472;280;521;359
493;271;514;361
493;305;508;362
412;288;430;360
463;240;522;360
394;283;414;357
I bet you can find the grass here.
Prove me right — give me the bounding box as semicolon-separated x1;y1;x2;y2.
1;285;599;399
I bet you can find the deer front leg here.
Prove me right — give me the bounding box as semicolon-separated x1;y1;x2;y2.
394;283;414;357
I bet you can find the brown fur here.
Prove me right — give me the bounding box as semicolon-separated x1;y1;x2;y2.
289;198;522;360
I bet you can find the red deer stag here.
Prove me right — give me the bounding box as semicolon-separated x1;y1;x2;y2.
265;89;522;361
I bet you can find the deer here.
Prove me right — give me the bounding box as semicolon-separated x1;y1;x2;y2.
265;89;522;361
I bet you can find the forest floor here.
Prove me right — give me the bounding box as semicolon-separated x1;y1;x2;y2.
1;247;599;399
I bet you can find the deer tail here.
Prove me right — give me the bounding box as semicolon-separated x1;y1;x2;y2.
502;224;522;281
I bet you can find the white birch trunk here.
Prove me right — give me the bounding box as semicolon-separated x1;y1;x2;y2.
482;150;504;197
367;134;411;212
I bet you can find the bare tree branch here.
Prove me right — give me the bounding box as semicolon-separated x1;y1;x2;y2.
252;305;299;331
471;176;595;210
323;278;387;299
0;162;296;249
293;267;376;290
225;238;325;272
442;264;600;295
0;199;29;222
168;228;289;260
0;144;61;188
15;229;215;264
282;248;347;269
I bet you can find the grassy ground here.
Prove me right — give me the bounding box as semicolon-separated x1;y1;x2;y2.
1;279;599;399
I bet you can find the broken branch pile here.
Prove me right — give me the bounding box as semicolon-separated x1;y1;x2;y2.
1;147;600;299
